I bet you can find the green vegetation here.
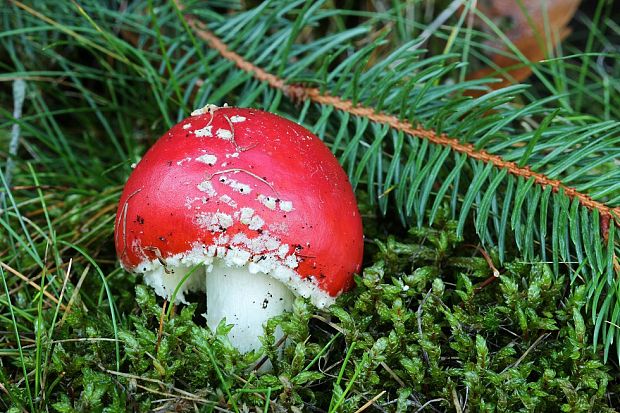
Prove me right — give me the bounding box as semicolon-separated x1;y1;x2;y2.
5;218;619;411
1;1;619;411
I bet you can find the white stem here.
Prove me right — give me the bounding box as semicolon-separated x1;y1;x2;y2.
206;261;294;354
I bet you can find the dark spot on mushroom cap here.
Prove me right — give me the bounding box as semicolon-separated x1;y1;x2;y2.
136;215;144;225
166;161;172;167
262;299;269;309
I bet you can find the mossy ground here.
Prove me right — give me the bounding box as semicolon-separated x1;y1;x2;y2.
1;1;620;412
2;212;618;411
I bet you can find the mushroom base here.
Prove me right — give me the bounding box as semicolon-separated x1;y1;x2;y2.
137;243;336;357
206;261;295;354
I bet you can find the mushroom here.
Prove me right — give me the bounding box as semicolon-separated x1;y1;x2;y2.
114;105;363;353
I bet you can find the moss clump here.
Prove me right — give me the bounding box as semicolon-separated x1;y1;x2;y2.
4;219;615;412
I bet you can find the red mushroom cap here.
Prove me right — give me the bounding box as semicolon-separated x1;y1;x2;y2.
114;107;363;306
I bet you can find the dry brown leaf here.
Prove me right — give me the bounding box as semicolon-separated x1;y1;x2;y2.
467;0;581;93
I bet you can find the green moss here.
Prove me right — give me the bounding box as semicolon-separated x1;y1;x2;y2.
2;219;616;412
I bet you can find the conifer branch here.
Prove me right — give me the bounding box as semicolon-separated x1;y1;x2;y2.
178;6;620;231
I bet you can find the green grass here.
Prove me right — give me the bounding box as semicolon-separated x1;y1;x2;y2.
1;1;619;411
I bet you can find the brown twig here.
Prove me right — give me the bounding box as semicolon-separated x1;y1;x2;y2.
59;264;90;326
98;364;220;407
253;333;288;372
475;275;500;292
501;333;550;373
0;382;28;413
380;361;405;387
7;185;72;191
143;246;171;273
0;262;66;310
464;244;502;293
452;387;463;413
353;390;387;413
115;188;142;262
465;244;501;277
155;299;168;355
417;289;433;368
176;3;620;232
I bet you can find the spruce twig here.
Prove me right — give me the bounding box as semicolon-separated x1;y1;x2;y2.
176;5;620;226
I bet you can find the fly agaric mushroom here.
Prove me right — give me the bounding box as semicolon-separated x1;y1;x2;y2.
114;105;363;353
